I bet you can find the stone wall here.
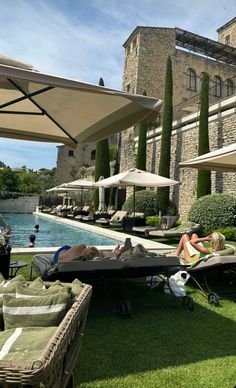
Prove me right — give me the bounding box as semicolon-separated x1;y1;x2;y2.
144;97;236;219
0;196;39;213
123;27;236;110
120;25;236;176
120;25;236;218
217;18;236;47
55;143;96;184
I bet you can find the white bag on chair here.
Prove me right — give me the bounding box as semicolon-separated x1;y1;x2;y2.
164;270;190;297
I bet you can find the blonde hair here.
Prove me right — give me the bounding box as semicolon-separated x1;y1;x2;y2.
211;232;225;251
79;246;100;261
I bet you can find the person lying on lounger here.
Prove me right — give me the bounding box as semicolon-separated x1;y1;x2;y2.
52;241;134;264
175;231;225;264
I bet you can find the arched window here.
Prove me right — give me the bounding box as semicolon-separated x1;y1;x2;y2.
225;79;234;96
187;68;197;91
91;149;96;160
214;76;222;97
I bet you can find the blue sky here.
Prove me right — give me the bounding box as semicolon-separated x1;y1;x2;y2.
0;0;235;170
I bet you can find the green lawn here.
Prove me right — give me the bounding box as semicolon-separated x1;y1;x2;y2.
12;253;236;388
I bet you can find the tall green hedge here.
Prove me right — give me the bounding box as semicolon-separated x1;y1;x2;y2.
157;56;173;214
136;91;148;191
189;193;236;234
94;78;110;209
197;73;211;198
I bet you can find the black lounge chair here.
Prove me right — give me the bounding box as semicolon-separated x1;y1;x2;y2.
147;221;200;238
132;215;179;235
185;245;236;307
31;253;192;317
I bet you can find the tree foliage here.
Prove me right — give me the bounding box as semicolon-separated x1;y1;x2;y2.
0;166;55;194
0;168;19;192
157;56;173;215
197;72;211;198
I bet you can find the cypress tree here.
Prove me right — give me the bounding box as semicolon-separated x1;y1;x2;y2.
94;78;110;209
157;56;173;215
197;73;211;198
136;91;148;191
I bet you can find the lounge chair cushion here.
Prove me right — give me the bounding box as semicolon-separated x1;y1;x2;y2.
0;326;57;362
3;292;70;329
214;244;236;256
15;283;72;298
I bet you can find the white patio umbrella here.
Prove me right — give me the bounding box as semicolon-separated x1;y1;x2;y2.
46;186;81;193
62;179;95;206
62;179;95;189
179;143;236;172
0;54;162;146
94;168;179;216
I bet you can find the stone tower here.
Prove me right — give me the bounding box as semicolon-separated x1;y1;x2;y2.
120;23;236;172
217;17;236;47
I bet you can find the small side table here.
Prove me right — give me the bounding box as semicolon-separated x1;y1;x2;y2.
9;260;28;278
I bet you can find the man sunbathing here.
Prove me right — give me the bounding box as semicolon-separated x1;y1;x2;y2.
53;240;134;264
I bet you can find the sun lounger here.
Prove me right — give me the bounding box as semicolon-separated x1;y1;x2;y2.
147;221;200;238
74;206;91;220
31;252;192;317
132;215;179;235
185;245;236;306
50;204;63;215
96;210;128;226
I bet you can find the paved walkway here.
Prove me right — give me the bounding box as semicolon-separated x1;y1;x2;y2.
11;212;174;256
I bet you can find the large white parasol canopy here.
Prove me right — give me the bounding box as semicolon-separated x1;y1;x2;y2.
0;55;162;146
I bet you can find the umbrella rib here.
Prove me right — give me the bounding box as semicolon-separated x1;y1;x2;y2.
0;110;44;115
7;78;78;145
0;84;54;109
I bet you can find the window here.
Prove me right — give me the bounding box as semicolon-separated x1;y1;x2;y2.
68;150;74;157
91;149;96;160
132;37;137;50
126;45;130;55
187;68;197;91
225;35;231;46
126;83;131;92
225;79;234;96
213;76;222;97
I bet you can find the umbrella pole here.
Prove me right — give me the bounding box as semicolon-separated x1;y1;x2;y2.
133;186;135;226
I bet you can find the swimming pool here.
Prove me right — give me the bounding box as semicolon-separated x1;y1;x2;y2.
3;213;119;248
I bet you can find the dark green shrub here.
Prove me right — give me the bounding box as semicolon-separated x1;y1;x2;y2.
122;190;158;216
166;201;178;216
215;227;236;241
189;193;236;235
0;192;21;199
146;216;160;226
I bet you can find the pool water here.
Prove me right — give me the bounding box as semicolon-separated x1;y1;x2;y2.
3;213;119;248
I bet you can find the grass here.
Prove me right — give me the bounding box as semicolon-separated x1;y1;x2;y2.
12;253;236;388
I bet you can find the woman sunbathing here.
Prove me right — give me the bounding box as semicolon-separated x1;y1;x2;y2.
175;231;225;263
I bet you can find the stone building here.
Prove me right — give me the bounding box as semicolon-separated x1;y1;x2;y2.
120;17;236;218
55;143;96;184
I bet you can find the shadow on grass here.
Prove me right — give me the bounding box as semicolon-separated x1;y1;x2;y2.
75;278;236;385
